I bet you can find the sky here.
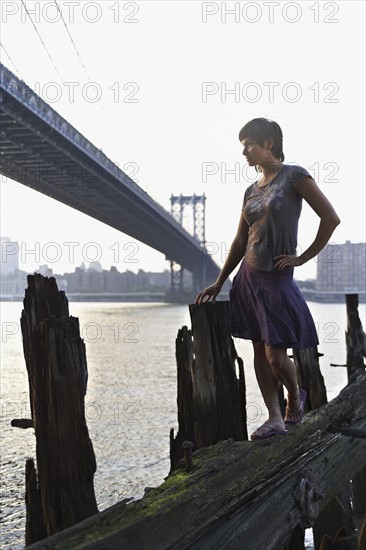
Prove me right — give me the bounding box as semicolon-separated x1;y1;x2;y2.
1;0;365;282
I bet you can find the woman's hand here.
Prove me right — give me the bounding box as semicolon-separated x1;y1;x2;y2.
195;282;222;304
273;254;304;270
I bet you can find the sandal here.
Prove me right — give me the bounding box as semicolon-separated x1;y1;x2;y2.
284;388;307;425
251;422;288;440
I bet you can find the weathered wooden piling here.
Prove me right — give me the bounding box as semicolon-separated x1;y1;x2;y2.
345;293;366;546
345;293;366;378
292;347;327;411
170;301;247;471
18;274;98;545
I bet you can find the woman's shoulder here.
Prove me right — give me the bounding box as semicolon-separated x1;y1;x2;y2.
284;164;311;177
283;164;312;186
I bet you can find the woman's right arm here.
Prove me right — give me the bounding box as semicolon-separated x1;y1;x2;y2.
195;212;249;304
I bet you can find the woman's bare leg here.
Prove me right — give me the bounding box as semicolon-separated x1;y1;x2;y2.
251;341;286;437
264;345;301;414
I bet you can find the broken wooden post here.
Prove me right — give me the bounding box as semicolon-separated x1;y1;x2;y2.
169;325;196;472
170;301;247;472
20;274;98;545
188;302;247;447
345;293;366;378
345;294;366;537
292;348;327;411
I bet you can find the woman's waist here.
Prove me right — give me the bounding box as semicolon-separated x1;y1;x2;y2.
243;256;295;279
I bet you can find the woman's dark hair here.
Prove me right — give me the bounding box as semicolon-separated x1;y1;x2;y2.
238;118;285;162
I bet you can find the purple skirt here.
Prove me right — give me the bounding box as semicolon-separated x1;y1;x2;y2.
229;261;319;349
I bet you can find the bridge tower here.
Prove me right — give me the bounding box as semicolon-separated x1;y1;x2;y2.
170;194;206;292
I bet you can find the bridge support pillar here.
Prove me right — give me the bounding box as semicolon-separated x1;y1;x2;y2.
170;261;184;293
169;193;207;294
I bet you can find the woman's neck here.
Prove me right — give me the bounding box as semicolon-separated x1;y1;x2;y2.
257;162;284;184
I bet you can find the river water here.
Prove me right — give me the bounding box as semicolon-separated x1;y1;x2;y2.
1;300;364;549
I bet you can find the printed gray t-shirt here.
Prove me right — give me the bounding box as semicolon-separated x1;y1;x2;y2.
242;164;312;271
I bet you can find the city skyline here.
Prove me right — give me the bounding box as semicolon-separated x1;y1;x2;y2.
2;237;366;304
2;234;366;284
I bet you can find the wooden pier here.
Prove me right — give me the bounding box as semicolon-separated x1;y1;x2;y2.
12;276;366;549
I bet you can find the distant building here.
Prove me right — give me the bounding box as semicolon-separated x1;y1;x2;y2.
148;270;170;287
0;237;19;274
54;265;172;294
316;241;366;292
88;260;103;273
0;269;27;295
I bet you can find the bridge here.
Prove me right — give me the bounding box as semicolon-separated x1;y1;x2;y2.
0;63;222;292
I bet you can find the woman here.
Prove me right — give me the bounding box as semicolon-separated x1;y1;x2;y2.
195;118;340;440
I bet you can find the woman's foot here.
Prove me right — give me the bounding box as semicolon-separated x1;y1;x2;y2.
250;420;288;440
285;388;307;424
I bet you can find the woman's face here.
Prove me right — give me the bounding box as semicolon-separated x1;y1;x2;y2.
241;137;272;166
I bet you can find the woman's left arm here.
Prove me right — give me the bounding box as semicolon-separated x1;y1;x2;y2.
273;177;341;270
